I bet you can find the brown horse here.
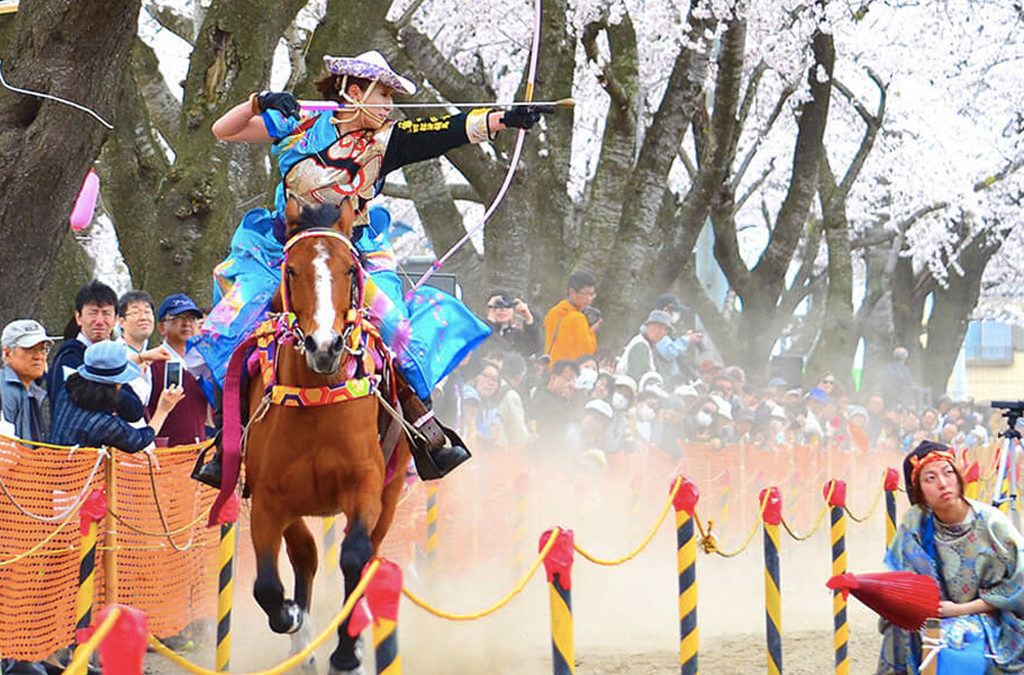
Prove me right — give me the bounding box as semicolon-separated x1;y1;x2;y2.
243;200;410;675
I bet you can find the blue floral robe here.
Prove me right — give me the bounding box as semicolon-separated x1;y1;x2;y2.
877;499;1024;673
189;109;491;398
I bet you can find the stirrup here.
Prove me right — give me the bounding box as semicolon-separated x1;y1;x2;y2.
411;410;446;451
190;438;222;489
410;424;471;480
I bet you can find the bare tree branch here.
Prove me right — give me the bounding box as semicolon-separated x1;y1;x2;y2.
749;23;834;299
393;0;428;30
734;158;774;214
974;153;1024;191
677;147;697;181
395;24;496;107
143;1;196;44
131;37;181;145
776;223;822;318
582;19;634;113
733;60;766;148
382;180;482;203
896;201;950;232
706;18;752;296
833;68;885;194
731;79;798;189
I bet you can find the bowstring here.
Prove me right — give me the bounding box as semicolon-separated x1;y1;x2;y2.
0;58;114;129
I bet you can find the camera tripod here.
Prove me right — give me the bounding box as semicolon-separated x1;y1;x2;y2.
991;401;1024;529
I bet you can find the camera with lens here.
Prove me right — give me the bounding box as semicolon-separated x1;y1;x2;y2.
991;400;1024;412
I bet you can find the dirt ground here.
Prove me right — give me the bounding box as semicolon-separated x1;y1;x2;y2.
146;615;881;675
144;515;888;675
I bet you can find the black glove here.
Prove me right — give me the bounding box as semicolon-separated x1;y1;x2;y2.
501;105;542;130
256;91;301;119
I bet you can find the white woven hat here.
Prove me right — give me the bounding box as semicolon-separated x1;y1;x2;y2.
323;51;418;95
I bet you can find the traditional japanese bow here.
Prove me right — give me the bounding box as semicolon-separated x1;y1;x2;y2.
410;0;544;294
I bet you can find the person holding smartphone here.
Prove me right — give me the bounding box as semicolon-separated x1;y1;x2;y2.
147;294;209;446
484;290;540;359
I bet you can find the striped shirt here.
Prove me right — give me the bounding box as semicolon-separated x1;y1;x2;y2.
49;401;154;452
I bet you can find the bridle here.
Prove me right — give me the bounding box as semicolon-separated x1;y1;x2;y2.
280;228;365;354
243;227;392;409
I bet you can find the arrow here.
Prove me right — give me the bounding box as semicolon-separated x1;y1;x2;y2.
299;97;574;112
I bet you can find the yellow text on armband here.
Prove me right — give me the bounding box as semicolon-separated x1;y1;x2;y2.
396;117;452;134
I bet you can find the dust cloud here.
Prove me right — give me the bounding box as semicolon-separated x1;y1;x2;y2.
153;453;895;674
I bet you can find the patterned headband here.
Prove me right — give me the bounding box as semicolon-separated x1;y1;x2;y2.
909;449;960;488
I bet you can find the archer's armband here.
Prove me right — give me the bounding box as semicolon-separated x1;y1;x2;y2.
466;108;495;144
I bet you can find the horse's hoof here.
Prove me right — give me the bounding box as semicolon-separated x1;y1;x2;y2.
269;600;303;634
289;612;316;675
353;635;363;660
326;667;364;675
298;656;317;675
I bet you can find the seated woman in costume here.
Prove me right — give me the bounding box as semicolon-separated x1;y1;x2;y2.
189;50;543;483
877;440;1024;673
50;341;183;451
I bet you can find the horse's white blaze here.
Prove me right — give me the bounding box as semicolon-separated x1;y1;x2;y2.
311;242;336;351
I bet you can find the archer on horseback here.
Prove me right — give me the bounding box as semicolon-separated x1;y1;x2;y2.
188;50;545;484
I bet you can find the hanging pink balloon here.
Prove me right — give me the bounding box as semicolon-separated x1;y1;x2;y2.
69;169;99;231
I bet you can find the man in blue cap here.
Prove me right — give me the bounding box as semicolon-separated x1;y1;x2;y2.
148;293;207;446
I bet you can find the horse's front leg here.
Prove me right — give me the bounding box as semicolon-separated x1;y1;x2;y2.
284;519;319;675
328;517;374;675
250;498;303;635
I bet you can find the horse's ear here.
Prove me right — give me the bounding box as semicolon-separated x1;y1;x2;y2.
283;198;302;239
333;199;355;238
270;286;283;313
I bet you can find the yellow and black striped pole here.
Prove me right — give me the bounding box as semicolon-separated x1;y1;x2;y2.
322;516;338;571
717;473;730;529
74;489;106;647
514;472;529;574
541;528;574;675
760;487;783;675
425;483;439;575
965;461;980;501
672;476;700;675
369;558;403;675
630;475;643;528
884;468;899;550
216;521;236;671
825;480;849;675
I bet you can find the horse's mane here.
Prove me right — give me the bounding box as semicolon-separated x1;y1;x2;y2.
290;203;349;238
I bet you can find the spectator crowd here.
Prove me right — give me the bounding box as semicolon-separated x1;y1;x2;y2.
0;272;1006;675
438;270;999;468
0;272;1001;474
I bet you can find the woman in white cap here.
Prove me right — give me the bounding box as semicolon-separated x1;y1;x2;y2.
193;51;543;482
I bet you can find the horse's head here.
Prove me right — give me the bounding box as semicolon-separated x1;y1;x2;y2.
281;200;363;375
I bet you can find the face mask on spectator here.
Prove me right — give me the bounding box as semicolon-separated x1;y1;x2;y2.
576;367;598;390
637;405;657;422
612;392;629;410
696;410;713;427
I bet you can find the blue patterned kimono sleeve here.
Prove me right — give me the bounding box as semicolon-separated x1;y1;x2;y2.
974;505;1024;615
262;109;301;140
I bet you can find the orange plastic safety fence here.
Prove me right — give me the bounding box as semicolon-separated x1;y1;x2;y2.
108;445;218;638
0;438;100;660
0;437;218;660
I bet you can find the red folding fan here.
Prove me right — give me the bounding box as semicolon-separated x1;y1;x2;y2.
826;571;940;631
